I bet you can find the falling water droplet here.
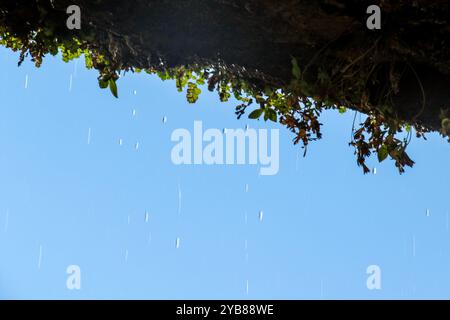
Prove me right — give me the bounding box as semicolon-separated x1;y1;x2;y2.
145;211;149;223
37;245;43;269
223;128;227;134
245;184;249;193
132;109;136;117
244;212;248;225
24;74;29;89
125;249;129;263
69;74;73;92
135;142;140;150
245;253;249;263
372;167;377;175
244;240;248;250
176;237;181;249
259;210;264;222
426;209;431;217
119;138;123;146
87;128;91;145
162;116;167;124
133;90;137;95
245;124;249;131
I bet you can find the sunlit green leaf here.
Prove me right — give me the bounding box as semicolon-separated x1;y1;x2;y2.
377;144;389;162
338;106;347;114
109;79;118;98
248;108;264;119
405;124;411;133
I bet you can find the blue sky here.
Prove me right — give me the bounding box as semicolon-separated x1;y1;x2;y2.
0;47;449;299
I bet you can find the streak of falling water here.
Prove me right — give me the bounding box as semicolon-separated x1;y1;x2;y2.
245;184;249;193
177;184;182;215
4;209;9;233
69;74;73;92
244;240;248;250
259;210;264;222
125;249;129;263
135;142;140;150
426;209;431;217
24;74;29;89
246;280;249;295
133;90;137;95
119;138;123;146
145;211;149;223
37;245;43;269
372;167;377;175
87;128;91;145
176;237;181;249
245;253;249;263
132;109;136;117
223;128;227;134
245;124;249;131
162;116;167;124
127;215;131;225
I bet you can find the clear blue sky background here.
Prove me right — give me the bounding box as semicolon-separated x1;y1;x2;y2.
0;47;449;299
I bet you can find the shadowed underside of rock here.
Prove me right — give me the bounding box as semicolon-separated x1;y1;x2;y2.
1;0;449;173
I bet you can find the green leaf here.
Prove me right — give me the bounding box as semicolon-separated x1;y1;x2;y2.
377;145;389;162
98;79;108;89
291;57;301;80
85;54;93;69
267;108;277;122
109;79;118;98
49;46;58;56
186;82;201;103
255;95;265;104
405;124;411;133
219;90;231;102
338;106;347;114
248;109;264;119
264;86;274;96
157;70;171;80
